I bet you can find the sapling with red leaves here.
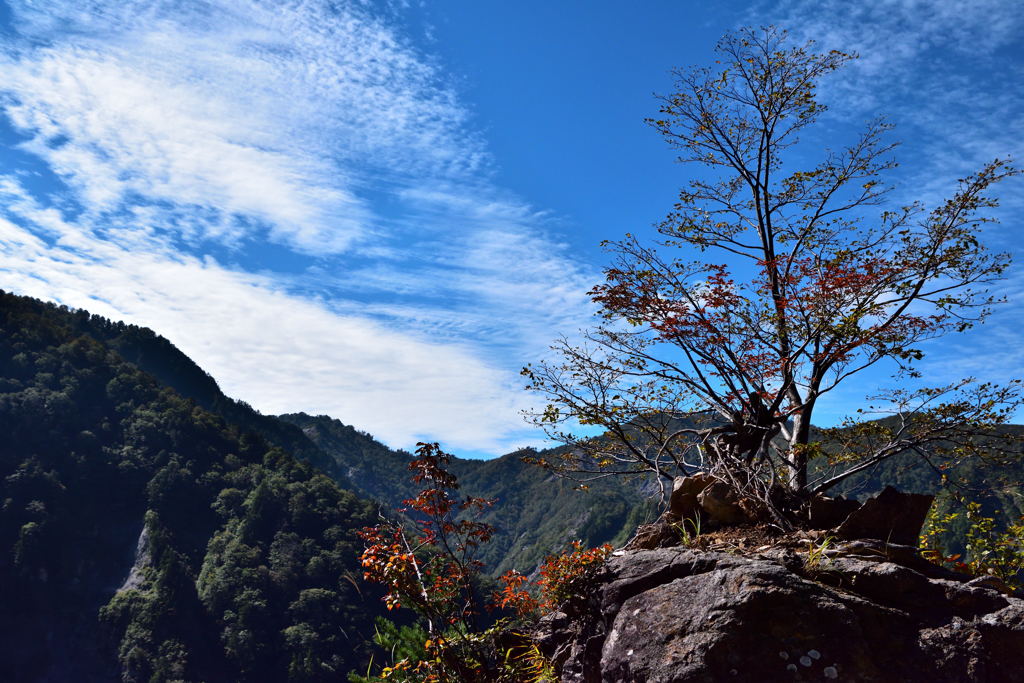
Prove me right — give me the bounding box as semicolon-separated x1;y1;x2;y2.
357;442;578;682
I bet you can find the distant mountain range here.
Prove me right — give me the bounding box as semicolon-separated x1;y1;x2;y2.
1;289;1021;681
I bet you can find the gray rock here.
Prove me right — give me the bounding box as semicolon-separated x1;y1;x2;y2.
834;486;934;546
697;481;747;526
806;494;860;529
600;561;898;682
116;524;151;593
670;474;714;523
540;545;1024;682
820;556;949;613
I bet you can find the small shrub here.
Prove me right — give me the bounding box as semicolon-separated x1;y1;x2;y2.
672;515;702;546
921;495;1024;589
539;541;612;610
356;443;560;682
495;541;613;618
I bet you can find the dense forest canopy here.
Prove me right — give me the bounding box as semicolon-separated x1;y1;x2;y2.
0;291;384;682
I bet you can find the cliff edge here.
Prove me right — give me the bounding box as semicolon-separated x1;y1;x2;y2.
537;525;1024;681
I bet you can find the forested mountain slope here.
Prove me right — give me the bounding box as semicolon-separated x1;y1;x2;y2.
286;410;1024;569
0;291;654;588
821;427;1024;554
0;291;384;682
35;285;1018;578
31;300;346;482
279;412;656;575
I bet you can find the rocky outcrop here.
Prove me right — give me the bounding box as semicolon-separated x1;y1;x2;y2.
627;480;934;554
536;540;1024;682
806;494;860;530
833;486;934;546
117;523;151;593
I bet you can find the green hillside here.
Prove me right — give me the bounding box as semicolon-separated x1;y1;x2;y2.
279;413;657;575
0;291;384;682
820;425;1024;555
46;302;348;484
0;289;654;587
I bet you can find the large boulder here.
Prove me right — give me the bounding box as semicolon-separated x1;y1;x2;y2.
696;480;747;526
669;473;715;522
806;494;860;530
624;474;720;551
539;542;1024;682
834;486;934;545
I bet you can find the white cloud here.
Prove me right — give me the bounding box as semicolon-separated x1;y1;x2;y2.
2;47;372;252
331;187;599;358
0;182;541;452
0;0;490;254
762;0;1024;191
769;0;1021;58
0;1;600;455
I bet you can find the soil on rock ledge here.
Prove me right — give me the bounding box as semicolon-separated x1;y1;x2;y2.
535;534;1024;683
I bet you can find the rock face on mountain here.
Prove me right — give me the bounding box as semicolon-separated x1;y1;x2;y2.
537;539;1024;682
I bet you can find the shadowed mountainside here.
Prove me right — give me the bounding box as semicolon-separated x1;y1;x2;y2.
0;290;656;587
0;291;384;682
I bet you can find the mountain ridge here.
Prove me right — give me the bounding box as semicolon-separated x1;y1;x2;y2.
0;290;654;581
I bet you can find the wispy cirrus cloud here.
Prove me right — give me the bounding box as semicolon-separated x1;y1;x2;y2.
763;0;1024;197
0;0;491;253
753;0;1024;422
0;0;598;454
0;175;537;452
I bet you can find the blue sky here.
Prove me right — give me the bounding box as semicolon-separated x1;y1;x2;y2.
0;0;1021;457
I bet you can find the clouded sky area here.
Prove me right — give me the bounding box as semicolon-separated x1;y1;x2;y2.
0;0;1021;457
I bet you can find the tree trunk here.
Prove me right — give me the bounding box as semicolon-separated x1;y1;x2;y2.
787;406;815;492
